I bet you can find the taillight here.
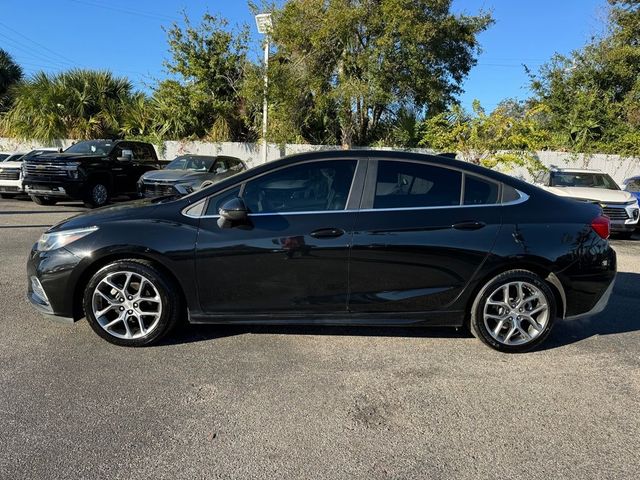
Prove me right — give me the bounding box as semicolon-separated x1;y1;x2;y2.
591;215;610;239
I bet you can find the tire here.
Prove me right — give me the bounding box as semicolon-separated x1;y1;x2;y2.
0;193;17;199
83;181;110;208
31;195;57;206
469;269;556;353
83;260;182;347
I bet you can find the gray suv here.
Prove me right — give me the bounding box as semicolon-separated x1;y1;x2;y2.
138;155;246;197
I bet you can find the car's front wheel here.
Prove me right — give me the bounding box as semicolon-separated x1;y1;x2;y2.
83;260;182;346
84;182;110;208
470;270;556;353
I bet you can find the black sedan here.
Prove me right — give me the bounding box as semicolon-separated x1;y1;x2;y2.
27;151;616;352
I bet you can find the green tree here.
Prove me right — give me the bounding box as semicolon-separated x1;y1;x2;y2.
419;100;548;173
0;49;23;112
1;69;133;142
529;0;640;155
154;12;249;141
249;0;492;147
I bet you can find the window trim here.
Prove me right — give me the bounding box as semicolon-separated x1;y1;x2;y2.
181;157;529;219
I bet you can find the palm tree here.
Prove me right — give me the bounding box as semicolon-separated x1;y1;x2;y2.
1;69;134;141
0;49;23;111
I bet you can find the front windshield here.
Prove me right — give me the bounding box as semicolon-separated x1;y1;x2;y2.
550;172;620;190
0;154;8;161
3;153;24;162
165;156;215;172
64;140;113;155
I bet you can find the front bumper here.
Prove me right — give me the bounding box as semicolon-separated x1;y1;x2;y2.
603;203;639;232
26;244;83;322
24;180;85;199
0;178;24;193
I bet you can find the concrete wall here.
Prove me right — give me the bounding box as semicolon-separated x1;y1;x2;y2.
2;137;639;184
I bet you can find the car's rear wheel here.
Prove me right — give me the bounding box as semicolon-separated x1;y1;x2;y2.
84;182;110;208
470;270;556;353
31;195;57;205
83;260;181;346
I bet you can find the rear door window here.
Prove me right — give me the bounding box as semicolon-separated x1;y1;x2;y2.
373;161;462;209
463;174;500;205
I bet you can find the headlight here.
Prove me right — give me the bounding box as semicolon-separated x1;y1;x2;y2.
175;183;194;194
36;226;98;252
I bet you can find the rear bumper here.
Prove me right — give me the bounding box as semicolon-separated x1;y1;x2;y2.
565;276;615;321
558;246;617;318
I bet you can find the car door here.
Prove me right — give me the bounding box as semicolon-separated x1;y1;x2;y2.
195;158;365;315
110;142;135;194
348;158;502;313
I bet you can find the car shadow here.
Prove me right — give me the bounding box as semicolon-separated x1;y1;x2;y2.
159;323;469;347
158;272;640;349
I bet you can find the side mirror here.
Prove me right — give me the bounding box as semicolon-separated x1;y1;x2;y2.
217;197;248;228
117;149;134;162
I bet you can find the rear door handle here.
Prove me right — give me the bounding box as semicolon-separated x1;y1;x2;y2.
452;221;486;231
310;228;345;239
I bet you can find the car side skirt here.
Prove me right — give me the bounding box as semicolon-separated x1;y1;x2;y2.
187;310;465;327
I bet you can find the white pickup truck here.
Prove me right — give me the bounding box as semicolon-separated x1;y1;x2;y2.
0;149;57;199
534;168;639;238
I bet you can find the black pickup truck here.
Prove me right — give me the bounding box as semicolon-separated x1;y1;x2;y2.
23;140;161;207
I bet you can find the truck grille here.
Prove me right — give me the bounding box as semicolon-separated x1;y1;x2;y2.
603;206;630;221
0;168;20;180
24;163;68;178
142;182;177;197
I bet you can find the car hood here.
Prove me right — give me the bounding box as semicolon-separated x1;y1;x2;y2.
545;186;636;204
0;161;23;169
47;197;171;233
29;152;104;163
141;169;205;182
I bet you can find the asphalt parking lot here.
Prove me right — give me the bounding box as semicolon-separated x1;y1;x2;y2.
1;197;639;480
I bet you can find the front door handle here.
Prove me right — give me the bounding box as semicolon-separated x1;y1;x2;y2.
452;221;486;231
310;228;345;239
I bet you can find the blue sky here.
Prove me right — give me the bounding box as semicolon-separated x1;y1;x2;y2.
2;0;608;112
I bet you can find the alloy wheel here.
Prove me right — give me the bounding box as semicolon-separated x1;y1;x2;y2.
483;281;549;346
91;271;163;339
92;184;108;205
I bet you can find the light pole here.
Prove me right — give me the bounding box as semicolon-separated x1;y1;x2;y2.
255;13;272;165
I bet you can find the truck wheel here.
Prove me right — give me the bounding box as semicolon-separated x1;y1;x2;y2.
84;182;110;208
31;195;57;206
